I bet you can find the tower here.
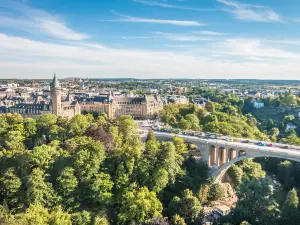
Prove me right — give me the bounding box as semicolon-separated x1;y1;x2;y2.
50;73;62;116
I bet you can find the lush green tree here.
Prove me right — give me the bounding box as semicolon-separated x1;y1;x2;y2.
228;164;243;188
150;168;169;193
157;142;184;185
93;215;110;225
168;189;202;224
239;159;265;180
67;114;90;137
36;114;57;136
172;136;188;155
178;118;191;130
269;127;280;142
205;101;215;112
0;204;15;224
19;204;50;225
56;167;79;210
146;129;157;142
26;168;58;208
30;144;61;170
281;188;300;225
172;214;186;225
185;114;200;130
277;160;294;189
0;168;23;211
198;184;209;204
23;118;37;139
208;183;224;201
71;211;91;225
4;130;25;151
118;115;138;142
281;134;300;145
49;206;72;225
231;179;280;225
87;172;113;207
72;137;105;181
118;187;163;224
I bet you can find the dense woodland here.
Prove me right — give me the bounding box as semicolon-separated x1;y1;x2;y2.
1;88;300;224
1;113;300;224
0;113;210;225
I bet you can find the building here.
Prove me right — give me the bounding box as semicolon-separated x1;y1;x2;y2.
215;205;231;216
252;100;264;109
50;74;81;117
286;123;297;130
0;74;81;118
80;93;164;119
166;95;189;105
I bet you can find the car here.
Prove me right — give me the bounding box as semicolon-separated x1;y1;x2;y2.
281;146;289;149
209;135;217;139
266;143;273;147
258;143;266;146
225;138;232;142
241;140;250;143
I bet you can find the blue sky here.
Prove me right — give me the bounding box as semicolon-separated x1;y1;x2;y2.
1;0;300;79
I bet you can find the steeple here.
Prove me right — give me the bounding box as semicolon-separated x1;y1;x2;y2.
50;72;62;116
51;72;60;89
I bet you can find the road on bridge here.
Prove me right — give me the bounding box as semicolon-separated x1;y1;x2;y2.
142;130;300;159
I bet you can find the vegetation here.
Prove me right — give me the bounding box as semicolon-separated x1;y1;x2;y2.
161;103;266;140
0;113;213;225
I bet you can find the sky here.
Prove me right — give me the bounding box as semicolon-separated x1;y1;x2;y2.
1;0;300;79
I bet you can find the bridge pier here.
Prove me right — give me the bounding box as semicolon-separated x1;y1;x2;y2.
151;131;300;183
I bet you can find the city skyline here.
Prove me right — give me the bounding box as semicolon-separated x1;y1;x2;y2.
1;0;300;79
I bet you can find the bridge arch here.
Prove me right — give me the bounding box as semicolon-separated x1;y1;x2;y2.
150;131;300;184
238;150;246;157
212;153;300;183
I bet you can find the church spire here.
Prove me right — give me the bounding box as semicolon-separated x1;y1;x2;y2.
51;72;60;89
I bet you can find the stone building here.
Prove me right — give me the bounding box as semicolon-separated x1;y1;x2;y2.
0;74;81;118
50;74;81;117
80;93;164;119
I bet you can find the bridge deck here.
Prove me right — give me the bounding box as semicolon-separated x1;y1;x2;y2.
153;131;300;158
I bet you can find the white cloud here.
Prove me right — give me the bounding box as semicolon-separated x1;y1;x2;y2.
40;20;89;40
216;0;282;22
210;38;300;60
1;33;300;80
121;36;151;40
193;30;227;36
153;32;215;41
292;18;300;23
0;0;89;40
111;10;204;26
132;0;214;12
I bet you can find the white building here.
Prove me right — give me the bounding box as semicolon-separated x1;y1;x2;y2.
252;100;264;109
286;123;297;130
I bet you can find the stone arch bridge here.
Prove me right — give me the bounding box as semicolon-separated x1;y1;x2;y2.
145;131;300;182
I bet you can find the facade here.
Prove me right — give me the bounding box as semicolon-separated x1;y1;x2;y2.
80;94;164;119
50;75;81;117
252;100;264;109
0;74;81;118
